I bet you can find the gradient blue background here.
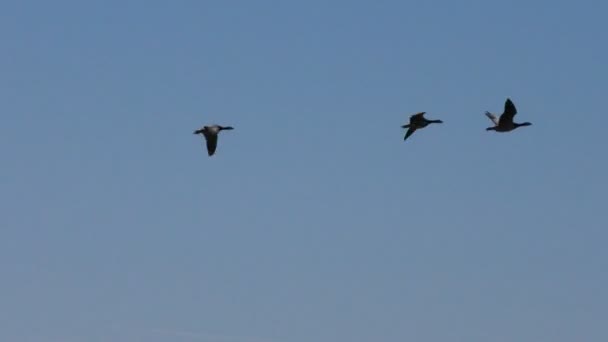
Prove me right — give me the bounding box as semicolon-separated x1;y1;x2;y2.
1;1;607;341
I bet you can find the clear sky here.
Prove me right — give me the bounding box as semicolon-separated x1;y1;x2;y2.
1;1;607;341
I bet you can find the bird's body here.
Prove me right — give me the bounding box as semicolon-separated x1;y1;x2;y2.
401;112;443;141
485;98;532;132
194;124;234;156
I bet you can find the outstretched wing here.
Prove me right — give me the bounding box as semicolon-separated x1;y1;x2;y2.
501;98;517;123
204;134;218;156
403;127;416;141
410;112;426;122
485;112;499;125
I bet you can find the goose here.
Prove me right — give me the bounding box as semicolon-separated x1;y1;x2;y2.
485;98;532;132
401;112;443;141
193;125;234;156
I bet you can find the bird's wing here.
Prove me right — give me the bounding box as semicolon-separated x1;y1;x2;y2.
501;98;517;123
485;112;499;125
404;127;416;141
205;134;218;156
410;112;426;121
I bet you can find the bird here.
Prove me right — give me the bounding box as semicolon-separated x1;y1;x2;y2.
193;125;234;156
401;112;443;141
485;98;532;132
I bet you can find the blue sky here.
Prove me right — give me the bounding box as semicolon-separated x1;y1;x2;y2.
1;1;607;341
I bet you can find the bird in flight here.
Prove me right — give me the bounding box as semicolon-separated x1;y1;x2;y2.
485;98;532;132
401;112;443;141
194;124;234;156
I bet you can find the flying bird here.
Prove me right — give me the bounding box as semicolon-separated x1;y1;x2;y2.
401;112;443;141
485;98;532;132
194;125;234;156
